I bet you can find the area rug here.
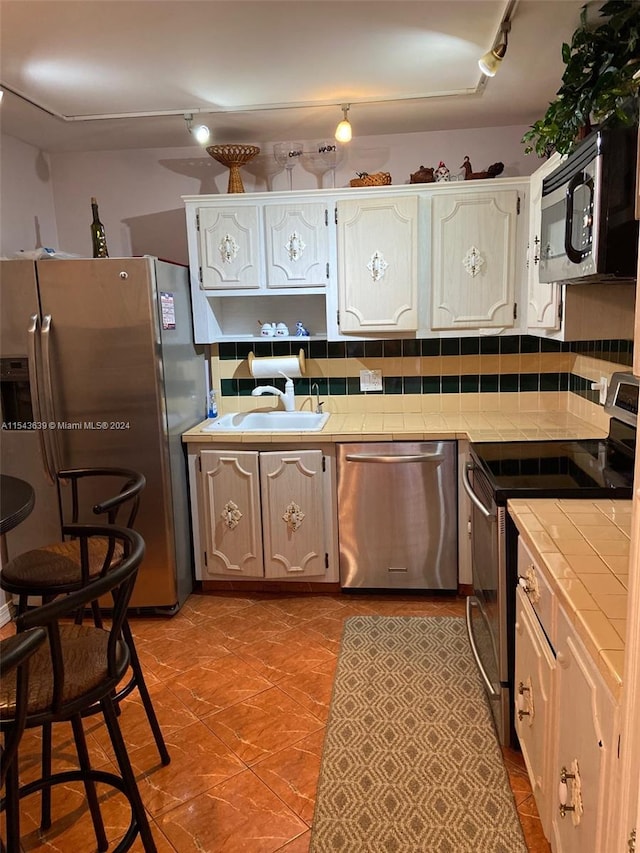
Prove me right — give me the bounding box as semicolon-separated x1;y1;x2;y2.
310;616;527;853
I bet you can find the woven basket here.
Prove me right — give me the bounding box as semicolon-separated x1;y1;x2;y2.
349;171;392;187
206;144;261;193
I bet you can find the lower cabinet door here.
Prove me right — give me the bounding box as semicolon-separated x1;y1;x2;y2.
260;449;327;579
550;607;618;853
514;586;555;841
199;449;264;577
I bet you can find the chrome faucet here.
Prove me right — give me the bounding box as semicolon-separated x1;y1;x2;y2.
251;374;296;411
312;382;324;414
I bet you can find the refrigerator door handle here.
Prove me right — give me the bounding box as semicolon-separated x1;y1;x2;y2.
27;313;56;485
40;314;62;476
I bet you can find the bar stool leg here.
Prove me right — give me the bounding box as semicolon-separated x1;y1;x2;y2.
39;722;52;831
101;696;157;853
4;752;21;853
122;622;170;766
70;715;108;852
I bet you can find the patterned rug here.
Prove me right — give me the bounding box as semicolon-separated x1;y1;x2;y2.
310;616;527;853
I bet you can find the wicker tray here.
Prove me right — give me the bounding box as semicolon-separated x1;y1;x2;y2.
349;171;392;187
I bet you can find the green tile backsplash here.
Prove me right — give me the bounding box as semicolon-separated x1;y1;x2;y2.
218;336;633;401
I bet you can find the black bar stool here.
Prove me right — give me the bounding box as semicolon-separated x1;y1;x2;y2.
0;525;157;853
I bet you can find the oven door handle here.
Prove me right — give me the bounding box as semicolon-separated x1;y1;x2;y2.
465;596;499;699
462;462;494;519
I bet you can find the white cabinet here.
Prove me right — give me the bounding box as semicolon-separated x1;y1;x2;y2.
514;535;619;853
527;154;563;332
264;203;329;289
198;205;261;290
336;194;419;334
430;187;522;331
184;193;332;343
550;606;618;853
191;445;338;582
514;585;556;840
197;201;330;291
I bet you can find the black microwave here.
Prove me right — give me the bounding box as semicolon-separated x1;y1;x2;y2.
539;126;638;284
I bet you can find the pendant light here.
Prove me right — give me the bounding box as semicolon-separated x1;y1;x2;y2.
335;104;352;143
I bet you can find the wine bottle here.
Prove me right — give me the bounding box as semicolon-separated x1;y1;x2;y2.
90;196;109;258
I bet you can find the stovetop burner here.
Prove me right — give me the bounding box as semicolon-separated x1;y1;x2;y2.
469;371;638;505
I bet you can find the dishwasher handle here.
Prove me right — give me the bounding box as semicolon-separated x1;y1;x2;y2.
344;452;444;464
462;461;494;519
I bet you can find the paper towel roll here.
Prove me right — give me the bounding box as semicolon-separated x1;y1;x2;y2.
248;349;306;379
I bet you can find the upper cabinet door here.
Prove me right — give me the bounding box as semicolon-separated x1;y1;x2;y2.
264;203;329;288
198;206;261;290
337;195;419;333
528;155;562;331
431;189;519;330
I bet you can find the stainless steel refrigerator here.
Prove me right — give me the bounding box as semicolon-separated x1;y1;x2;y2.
0;257;204;612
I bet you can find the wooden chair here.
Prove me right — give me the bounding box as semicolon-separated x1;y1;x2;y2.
0;525;156;853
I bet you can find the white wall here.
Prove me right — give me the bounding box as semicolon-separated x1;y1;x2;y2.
2;124;545;262
0;134;59;257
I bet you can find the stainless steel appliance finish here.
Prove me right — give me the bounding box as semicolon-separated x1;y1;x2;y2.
539;125;638;284
0;257;204;612
337;441;457;590
465;371;638;747
462;461;513;745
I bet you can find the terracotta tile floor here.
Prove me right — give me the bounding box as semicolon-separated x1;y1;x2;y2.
1;591;551;852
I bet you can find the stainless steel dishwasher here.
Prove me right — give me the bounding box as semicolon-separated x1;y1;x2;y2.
337;442;457;590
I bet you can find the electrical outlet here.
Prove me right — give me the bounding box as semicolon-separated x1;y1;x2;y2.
360;369;383;392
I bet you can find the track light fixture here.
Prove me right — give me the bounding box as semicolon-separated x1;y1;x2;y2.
478;3;515;78
335;104;352;143
184;112;211;144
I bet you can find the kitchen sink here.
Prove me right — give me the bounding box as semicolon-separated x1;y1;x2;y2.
202;411;330;432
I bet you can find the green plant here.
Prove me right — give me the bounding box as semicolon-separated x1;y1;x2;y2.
522;0;640;156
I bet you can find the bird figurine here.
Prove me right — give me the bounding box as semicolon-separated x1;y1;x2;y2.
295;321;310;337
460;156;504;180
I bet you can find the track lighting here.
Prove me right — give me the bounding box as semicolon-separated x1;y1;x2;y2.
335;104;352;143
184;112;211;144
478;13;512;77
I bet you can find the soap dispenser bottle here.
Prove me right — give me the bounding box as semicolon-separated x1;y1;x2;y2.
208;390;218;419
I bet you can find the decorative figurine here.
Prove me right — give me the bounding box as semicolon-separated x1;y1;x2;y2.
409;165;435;184
295;321;310;337
434;161;450;182
460;156;505;180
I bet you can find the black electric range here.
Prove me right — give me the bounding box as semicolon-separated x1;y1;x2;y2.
469;415;635;505
464;371;637;747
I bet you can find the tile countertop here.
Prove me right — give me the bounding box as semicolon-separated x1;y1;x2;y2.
508;498;632;699
182;410;608;444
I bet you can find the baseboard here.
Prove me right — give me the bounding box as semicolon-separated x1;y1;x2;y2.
201;580;342;594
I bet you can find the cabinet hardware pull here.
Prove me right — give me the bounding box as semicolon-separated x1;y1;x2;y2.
558;762;583;823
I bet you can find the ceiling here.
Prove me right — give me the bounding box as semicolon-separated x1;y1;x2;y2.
0;0;586;153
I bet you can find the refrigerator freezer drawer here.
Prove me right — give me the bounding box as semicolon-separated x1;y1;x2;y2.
337;441;458;590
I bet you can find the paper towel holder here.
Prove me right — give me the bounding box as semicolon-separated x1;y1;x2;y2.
248;349;306;379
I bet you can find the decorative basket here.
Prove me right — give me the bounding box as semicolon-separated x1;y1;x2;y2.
206;144;261;193
349;171;392;187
